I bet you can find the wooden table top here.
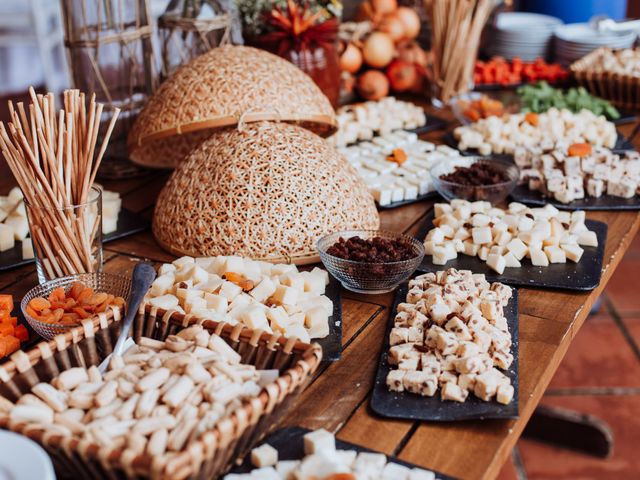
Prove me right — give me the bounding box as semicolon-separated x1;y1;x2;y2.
0;104;638;480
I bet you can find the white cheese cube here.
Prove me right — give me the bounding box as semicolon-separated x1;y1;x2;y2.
301;270;327;294
305;307;329;339
7;187;23;206
0;224;15;251
561;243;584;263
441;381;467;402
409;468;436;480
159;263;176;275
279;272;305;292
354;452;388;473
303;429;335;455
478;246;489;261
431;246;449;265
275;460;300;478
249;277;276;303
496;384;514;405
220;281;243;301
503;252;521;268
382;462;411;479
148;294;179;310
494;230;512;246
544;246;566;263
387;369;406;392
471;213;490;227
472;226;492;245
194;276;224;294
222;256;245;275
204;293;228;313
271;285;299;306
434;203;453;217
251;443;278;468
462;241;479;257
577;231;598;247
172;256;195;268
506;238;528;260
21;238;34;260
529;248;549;266
486;254;506;274
239;306;270;331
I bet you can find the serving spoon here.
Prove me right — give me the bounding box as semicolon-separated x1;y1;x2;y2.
98;262;156;374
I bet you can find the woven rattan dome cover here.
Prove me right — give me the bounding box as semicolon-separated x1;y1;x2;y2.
128;45;337;169
153;122;379;263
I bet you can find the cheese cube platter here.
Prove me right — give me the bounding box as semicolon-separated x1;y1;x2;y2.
0;207;149;272
230;426;454;479
370;276;519;421
416;207;607;291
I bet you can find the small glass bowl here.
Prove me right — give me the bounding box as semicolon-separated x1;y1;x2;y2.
317;230;425;294
430;157;519;204
449;91;521;125
21;272;131;340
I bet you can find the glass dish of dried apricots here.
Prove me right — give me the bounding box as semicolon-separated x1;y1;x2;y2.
21;273;130;340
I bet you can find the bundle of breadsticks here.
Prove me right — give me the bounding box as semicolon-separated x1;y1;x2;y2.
0;88;119;279
427;0;494;103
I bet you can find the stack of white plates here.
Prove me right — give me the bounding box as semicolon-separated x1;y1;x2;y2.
554;23;637;65
483;12;563;61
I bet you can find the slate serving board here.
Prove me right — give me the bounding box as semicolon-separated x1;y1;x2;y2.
410;113;449;136
442;130;635;155
510;185;640;211
315;275;342;362
0;208;149;272
415;211;607;291
231;426;456;479
370;283;519;421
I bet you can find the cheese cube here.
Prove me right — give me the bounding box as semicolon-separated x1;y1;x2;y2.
462;241;479;256
529;248;549;266
303;429;335;455
185;296;206;314
279;272;305;292
426;227;445;244
503;252;521;268
283;324;310;343
496;384;514;405
506;238;528;260
251;443;278;468
478;246;489;261
472;226;492;245
431;246;449;265
382;462;411;479
409;469;436;480
172;256;194;269
577;231;598;247
220;281;243;301
0;224;15;251
387;370;406;392
148;294;179;310
517;215;535;232
275;460;300;479
194;276;224;294
271;285;299;306
7;187;23;206
21;238;34;260
159;263;176;275
305;307;329;339
301;270;327;294
544;246;566;263
486;254;506;274
249;277;276;303
587;178;604;197
423;241;438;255
434;203;453;217
441;381;467;402
561;244;584;263
222;256;245;275
494;230;512;246
204;293;228;313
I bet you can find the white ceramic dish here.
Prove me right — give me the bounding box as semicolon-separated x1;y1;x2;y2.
0;431;55;480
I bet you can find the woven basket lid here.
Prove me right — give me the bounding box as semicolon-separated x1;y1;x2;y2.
152;121;379;264
128;45;337;169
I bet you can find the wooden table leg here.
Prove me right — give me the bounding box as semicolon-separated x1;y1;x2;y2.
522;405;613;458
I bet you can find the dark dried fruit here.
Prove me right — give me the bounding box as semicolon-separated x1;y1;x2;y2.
326;235;417;263
440;162;509;186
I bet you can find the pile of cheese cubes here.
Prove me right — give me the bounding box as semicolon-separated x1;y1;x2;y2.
329;97;427;148
424;200;598;274
0;186;122;259
224;429;437;480
338;134;462;206
387;269;514;404
146;256;332;342
517;147;640;203
453;108;617;156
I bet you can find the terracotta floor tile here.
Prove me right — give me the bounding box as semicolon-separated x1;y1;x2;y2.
605;254;640;316
547;314;640;389
621;316;640;349
518;395;640;479
496;452;520;480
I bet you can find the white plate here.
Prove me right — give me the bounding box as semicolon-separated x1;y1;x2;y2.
554;23;636;44
0;431;55;480
494;12;563;32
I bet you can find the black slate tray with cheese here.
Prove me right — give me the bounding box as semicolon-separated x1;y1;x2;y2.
441;130;636;156
415;211;607;291
231;426;456;479
0;208;149;272
370;283;519;421
509;185;640;211
316;275;342;362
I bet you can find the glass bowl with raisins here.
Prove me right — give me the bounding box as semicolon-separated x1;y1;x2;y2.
430;156;519;203
317;231;425;294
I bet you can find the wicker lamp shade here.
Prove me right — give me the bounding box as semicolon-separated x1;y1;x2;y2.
153;122;379;263
128;45;337;169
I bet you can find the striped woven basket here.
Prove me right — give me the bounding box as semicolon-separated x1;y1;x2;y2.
0;305;322;479
571;47;640;111
127;45;337;169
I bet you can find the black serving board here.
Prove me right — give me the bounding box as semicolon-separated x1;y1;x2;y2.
510;185;640;211
0;208;149;272
442;130;635;156
315;275;342;362
370;283;519;421
231;426;455;479
416;211;607;291
410;113;449;135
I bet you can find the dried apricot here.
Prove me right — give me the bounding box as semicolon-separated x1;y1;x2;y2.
29;297;51;311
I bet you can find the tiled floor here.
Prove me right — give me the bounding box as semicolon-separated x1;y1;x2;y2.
499;233;640;480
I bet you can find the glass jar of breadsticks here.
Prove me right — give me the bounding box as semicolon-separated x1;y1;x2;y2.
24;187;103;284
426;0;494;106
0;88;119;283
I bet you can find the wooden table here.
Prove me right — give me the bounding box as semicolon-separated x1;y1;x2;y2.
1;106;638;480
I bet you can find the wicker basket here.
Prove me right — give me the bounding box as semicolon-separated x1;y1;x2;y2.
128;45;337;169
571;47;640;111
0;305;322;480
152;121;380;264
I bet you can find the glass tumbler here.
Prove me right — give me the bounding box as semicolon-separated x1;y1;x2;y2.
25;186;103;284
